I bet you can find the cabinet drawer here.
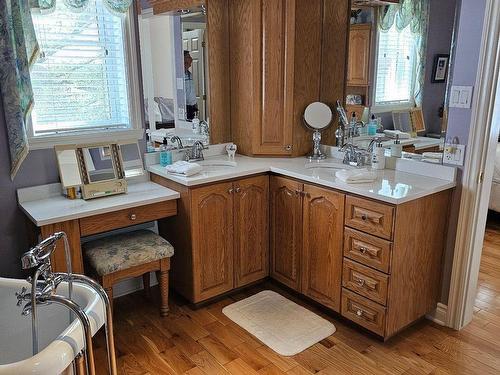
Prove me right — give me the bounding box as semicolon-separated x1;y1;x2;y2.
342;259;388;305
342;288;386;336
80;201;177;236
345;196;394;240
344;227;392;273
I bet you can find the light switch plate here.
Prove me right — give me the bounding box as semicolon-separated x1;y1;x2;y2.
176;78;184;90
178;108;185;120
443;143;466;166
449;86;474;108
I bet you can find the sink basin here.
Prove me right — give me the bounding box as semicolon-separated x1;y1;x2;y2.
0;277;105;374
198;159;237;172
304;161;354;170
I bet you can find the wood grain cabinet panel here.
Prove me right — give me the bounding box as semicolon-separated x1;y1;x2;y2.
191;183;234;301
301;184;344;312
345;196;394;240
342;259;389;305
342;288;386;336
343;227;392;273
234;176;269;287
270;176;303;291
347;24;371;86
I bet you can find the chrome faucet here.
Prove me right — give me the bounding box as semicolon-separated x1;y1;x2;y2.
170;135;184;150
185;140;205;162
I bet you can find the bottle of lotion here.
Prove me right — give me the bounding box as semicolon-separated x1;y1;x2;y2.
160;137;172;166
372;141;386;170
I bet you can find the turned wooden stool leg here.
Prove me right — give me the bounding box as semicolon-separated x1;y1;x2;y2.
143;272;151;298
156;269;169;317
104;286;113;314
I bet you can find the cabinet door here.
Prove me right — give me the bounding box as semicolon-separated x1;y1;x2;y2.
254;0;294;155
301;184;345;312
234;175;270;287
270;176;303;291
191;182;234;301
347;25;371;86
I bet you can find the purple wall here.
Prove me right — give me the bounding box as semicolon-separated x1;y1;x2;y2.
440;0;487;303
0;99;60;277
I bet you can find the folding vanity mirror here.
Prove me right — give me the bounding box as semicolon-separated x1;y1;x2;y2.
55;142;144;200
303;102;333;160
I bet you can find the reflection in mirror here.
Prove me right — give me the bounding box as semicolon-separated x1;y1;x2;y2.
138;4;209;147
120;143;144;178
55;148;82;188
83;146;117;183
347;0;458;163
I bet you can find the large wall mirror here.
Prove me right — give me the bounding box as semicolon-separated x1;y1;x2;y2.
138;1;229;146
347;0;459;163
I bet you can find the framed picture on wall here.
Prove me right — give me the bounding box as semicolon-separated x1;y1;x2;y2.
432;54;450;83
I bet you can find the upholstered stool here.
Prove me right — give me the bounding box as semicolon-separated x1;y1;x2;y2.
83;230;174;316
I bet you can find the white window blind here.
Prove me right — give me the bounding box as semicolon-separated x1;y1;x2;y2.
375;23;418;107
31;0;130;136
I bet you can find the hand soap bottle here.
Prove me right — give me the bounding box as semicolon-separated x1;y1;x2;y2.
146;129;155;153
192;112;200;134
160;137;172;167
371;141;386;170
368;114;378;136
391;134;402;158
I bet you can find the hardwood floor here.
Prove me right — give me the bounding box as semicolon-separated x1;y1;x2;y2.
93;219;500;374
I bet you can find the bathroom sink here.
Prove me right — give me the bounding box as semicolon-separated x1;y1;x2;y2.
198;159;237;172
0;277;105;374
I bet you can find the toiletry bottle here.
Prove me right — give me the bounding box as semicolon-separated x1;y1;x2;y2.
372;141;386;170
368;114;377;136
192;112;200;134
146;129;155;153
391;134;402;158
160;137;172;166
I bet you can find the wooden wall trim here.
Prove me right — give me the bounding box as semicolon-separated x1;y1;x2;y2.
150;0;204;14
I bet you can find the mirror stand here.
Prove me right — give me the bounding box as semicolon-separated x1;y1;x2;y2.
308;130;327;160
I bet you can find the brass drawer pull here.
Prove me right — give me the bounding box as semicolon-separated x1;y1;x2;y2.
361;214;367;221
129;213;137;221
356;278;365;287
356;309;363;317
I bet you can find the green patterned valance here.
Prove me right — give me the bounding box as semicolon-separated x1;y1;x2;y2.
30;0;133;14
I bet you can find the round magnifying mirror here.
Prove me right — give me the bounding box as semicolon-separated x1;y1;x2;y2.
303;102;332;160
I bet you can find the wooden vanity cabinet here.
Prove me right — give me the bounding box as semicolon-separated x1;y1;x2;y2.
230;0;350;156
270;176;344;312
152;174;269;303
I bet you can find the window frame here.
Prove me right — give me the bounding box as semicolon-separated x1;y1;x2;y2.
27;3;143;150
371;21;418;114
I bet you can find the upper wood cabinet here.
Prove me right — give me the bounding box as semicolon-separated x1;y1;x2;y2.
270;176;303;291
347;24;371;87
191;182;234;301
234;175;269;288
301;184;344;312
230;0;350;156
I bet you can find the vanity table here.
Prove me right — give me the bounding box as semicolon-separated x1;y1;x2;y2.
18;181;179;274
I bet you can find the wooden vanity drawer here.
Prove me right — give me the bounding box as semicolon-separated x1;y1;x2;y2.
342;288;386;336
80;200;177;236
345;196;394;240
344;227;392;273
342;259;389;305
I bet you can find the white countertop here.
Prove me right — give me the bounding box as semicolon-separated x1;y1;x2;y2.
18;181;180;226
148;155;456;205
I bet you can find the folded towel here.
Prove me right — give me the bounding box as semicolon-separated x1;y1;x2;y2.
335;168;377;184
421;152;443;159
165;161;202;176
384;130;411;139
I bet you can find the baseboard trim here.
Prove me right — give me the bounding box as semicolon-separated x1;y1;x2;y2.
426;303;448;326
113;273;159;299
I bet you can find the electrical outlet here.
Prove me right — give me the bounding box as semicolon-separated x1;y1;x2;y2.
449;86;473;108
176;78;184;90
443;143;466;166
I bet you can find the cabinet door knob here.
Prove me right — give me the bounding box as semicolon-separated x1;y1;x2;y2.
228;188;234;194
294;189;301;196
356;309;363;317
235;187;241;193
285;145;292;151
361;214;367;221
129;213;137;221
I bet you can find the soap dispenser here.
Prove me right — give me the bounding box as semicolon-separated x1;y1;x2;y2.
372;141;386;170
391;134;403;158
160;137;172;167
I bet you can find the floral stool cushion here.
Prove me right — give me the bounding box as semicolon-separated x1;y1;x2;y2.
83;230;174;276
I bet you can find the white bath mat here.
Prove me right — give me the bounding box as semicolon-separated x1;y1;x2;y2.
222;290;336;356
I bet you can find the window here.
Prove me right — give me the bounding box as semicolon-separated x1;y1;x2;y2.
29;0;140;146
373;22;418;110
